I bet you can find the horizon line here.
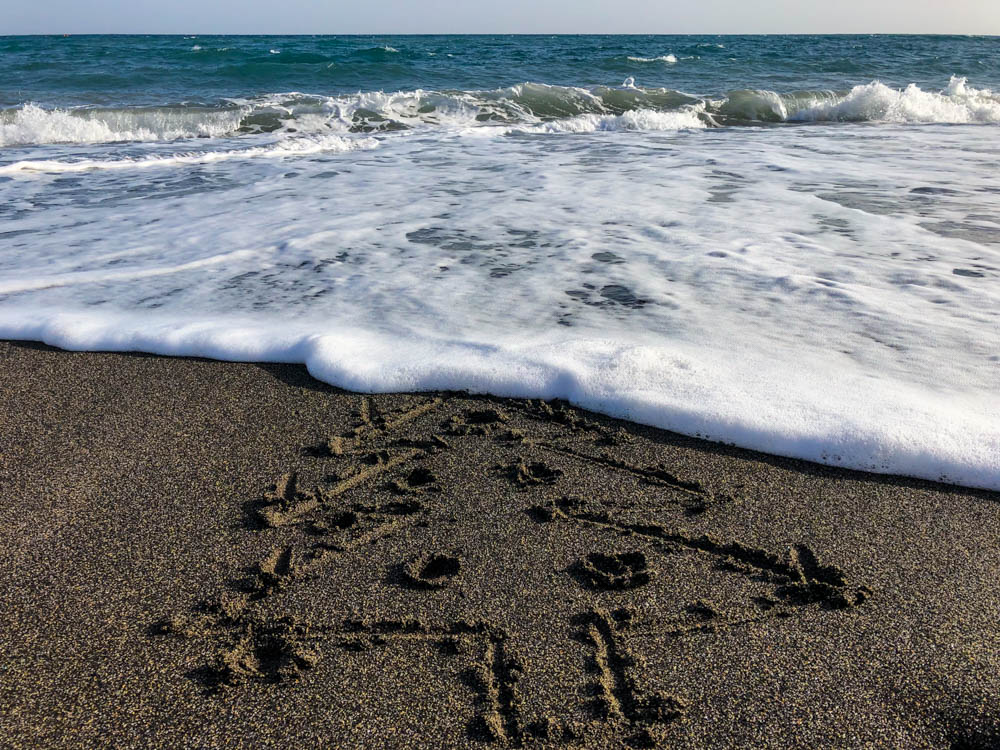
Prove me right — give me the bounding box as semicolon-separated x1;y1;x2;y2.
3;31;999;37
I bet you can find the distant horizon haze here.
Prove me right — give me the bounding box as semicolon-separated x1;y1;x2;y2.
6;32;1000;37
5;0;1000;36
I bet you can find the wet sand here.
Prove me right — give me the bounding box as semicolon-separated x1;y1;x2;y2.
1;339;999;749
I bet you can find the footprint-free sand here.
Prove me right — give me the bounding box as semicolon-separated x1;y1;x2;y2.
1;340;998;748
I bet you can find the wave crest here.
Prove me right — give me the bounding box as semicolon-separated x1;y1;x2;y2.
790;77;1000;123
627;54;678;64
0;103;247;146
716;77;1000;124
515;108;705;133
3;77;997;148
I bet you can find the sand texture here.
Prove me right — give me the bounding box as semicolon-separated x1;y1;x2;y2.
1;340;999;749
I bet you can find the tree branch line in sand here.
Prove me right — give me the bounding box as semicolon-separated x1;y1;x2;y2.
153;394;871;747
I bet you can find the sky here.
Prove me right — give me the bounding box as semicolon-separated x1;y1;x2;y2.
4;0;1000;35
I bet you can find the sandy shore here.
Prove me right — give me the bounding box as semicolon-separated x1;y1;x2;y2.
1;340;999;749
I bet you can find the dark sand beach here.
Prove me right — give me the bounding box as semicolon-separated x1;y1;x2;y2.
1;339;999;749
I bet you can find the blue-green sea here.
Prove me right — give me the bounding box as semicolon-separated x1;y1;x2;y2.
2;34;1000;108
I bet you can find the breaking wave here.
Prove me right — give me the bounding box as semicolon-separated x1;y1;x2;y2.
2;77;997;147
514;108;705;133
717;77;1000;124
0;103;247;146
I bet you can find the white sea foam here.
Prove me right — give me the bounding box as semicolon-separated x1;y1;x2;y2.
789;78;1000;123
628;54;678;63
0;134;377;174
515;108;705;133
0;249;260;295
1;309;995;492
715;77;1000;124
1;120;997;490
0;103;247;146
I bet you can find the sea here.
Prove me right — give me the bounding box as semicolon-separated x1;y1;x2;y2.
1;34;998;489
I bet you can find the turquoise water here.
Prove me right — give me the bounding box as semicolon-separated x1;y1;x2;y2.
2;34;998;108
1;35;998;489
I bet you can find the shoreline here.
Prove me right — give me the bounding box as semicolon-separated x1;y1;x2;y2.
1;322;994;494
2;339;999;748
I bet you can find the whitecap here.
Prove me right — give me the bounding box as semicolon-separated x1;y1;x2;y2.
0;103;247;146
627;54;678;64
514;108;706;133
716;77;1000;124
789;77;1000;123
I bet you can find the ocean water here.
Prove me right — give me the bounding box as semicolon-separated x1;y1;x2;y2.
1;34;998;489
